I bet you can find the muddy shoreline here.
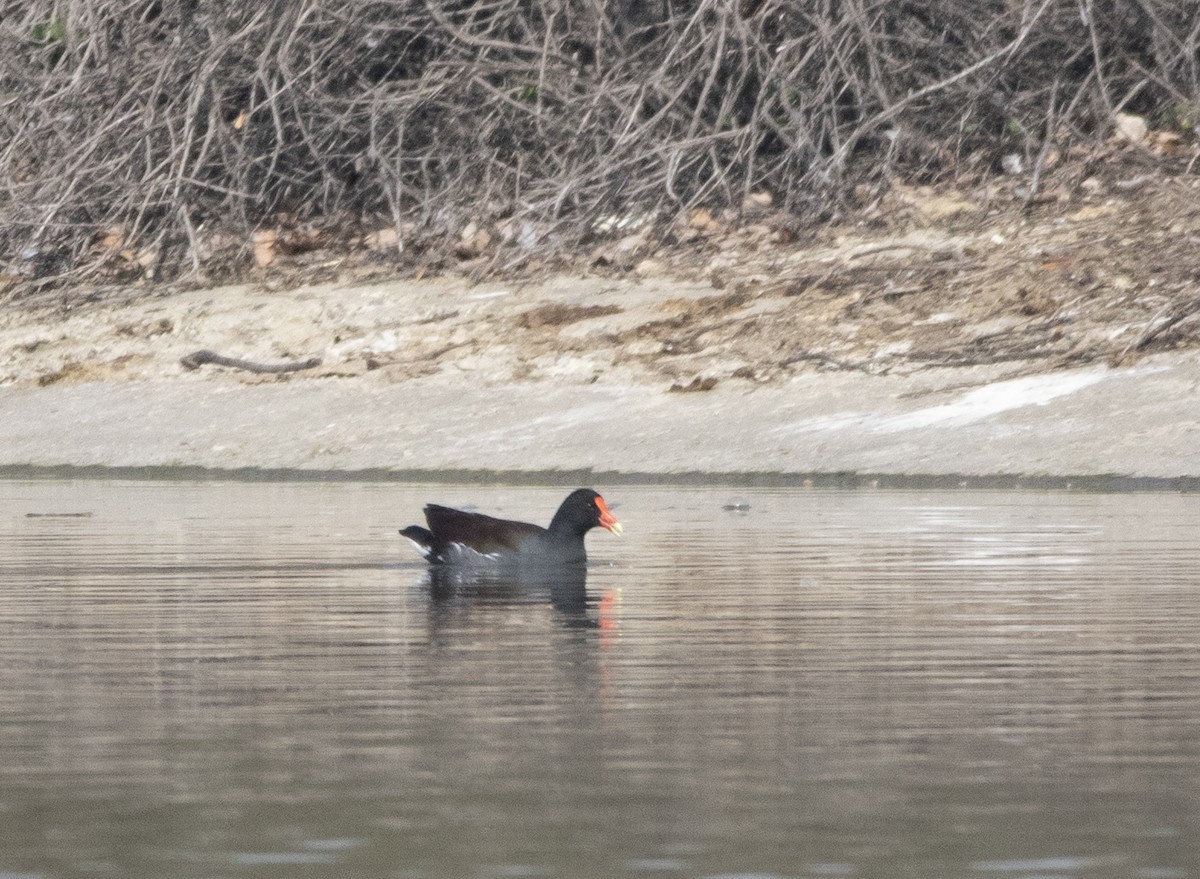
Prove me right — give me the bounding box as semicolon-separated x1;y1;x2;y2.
3;464;1198;493
4;182;1200;485
3;329;1198;483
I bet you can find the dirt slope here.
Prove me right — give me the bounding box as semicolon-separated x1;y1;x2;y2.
3;178;1200;480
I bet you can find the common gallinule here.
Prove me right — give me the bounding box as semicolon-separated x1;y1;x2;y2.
401;488;623;565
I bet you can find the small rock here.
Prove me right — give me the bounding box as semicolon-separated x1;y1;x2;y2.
1113;112;1148;144
668;376;718;393
367;331;398;355
634;258;666;277
741;191;773;214
1001;153;1024;175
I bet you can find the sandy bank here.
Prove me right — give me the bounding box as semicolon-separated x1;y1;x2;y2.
2;261;1199;483
2;353;1198;482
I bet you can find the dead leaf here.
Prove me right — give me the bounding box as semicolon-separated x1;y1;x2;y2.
367;227;399;250
688;208;721;232
1038;258;1075;271
1066;204;1118;222
517;303;622;329
92;226;125;253
456;227;492;258
252;229;277;268
1150;130;1186;156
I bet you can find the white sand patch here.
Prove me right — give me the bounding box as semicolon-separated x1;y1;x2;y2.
875;367;1147;432
771;366;1164;440
878;365;1166;432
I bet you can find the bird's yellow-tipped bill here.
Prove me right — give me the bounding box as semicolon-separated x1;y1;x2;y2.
596;496;623;536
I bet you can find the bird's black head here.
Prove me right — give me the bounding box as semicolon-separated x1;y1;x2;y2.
548;488;623;537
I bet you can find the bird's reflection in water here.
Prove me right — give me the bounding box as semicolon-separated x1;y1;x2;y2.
416;564;602;628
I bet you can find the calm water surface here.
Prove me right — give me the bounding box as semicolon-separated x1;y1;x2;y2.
0;480;1198;879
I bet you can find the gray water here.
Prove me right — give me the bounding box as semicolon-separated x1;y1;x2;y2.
1;480;1198;879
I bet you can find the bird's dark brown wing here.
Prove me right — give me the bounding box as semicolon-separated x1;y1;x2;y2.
423;504;545;557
